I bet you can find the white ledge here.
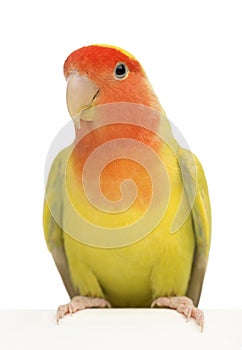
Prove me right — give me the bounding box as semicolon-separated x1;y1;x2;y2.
0;309;241;349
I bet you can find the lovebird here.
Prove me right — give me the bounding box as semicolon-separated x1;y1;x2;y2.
43;45;211;329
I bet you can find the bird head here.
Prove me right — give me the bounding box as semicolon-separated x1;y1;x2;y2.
64;45;163;127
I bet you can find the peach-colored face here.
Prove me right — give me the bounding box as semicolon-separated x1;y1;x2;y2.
64;45;161;109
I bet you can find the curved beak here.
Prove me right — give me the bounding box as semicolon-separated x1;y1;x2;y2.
66;73;99;127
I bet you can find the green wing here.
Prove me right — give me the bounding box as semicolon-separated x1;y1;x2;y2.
178;148;211;306
43;147;77;298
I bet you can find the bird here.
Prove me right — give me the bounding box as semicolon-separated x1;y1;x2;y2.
43;44;211;330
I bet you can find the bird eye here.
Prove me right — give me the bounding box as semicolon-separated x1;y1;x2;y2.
114;63;128;79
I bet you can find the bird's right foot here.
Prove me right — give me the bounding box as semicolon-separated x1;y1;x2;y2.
56;296;111;324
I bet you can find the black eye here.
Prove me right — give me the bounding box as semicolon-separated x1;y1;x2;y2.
114;63;128;79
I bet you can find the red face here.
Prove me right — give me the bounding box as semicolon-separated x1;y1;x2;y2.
64;45;160;108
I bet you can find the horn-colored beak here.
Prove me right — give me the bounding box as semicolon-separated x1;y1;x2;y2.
66;73;99;127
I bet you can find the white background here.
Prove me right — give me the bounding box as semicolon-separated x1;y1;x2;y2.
0;0;241;309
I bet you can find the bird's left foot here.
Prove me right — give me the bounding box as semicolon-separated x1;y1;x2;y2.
151;296;204;331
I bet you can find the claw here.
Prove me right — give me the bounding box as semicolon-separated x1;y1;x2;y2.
56;296;111;324
185;306;193;321
151;296;204;332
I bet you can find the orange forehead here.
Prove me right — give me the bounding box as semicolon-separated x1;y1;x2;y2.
64;45;142;77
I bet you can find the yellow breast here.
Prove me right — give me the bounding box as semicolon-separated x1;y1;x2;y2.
62;130;195;306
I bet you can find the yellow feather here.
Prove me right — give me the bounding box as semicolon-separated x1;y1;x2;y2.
44;142;196;307
94;44;137;61
44;45;211;310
